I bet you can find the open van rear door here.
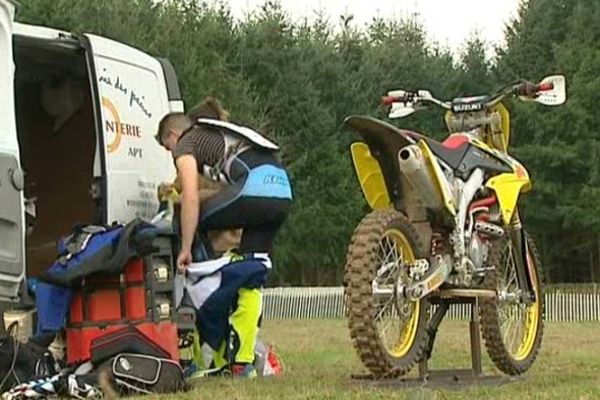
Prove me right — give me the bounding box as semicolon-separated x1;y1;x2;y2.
82;34;181;224
0;0;25;301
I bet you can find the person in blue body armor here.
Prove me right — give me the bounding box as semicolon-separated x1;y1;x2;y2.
155;98;292;378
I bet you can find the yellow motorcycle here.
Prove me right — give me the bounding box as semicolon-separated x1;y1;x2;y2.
343;75;566;377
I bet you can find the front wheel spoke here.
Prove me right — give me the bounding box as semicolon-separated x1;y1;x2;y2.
513;317;525;352
505;268;517;291
501;316;513;344
514;320;525;351
501;305;526;354
509;319;520;351
498;243;528;354
502;308;518;342
499;307;513;325
500;313;512;333
508;321;519;352
503;255;517;289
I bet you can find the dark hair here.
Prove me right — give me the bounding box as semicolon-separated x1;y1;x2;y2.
187;96;230;122
155;112;193;146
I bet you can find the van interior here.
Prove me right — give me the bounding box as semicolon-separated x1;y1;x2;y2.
13;35;98;276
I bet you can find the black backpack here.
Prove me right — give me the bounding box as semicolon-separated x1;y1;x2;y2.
0;323;56;393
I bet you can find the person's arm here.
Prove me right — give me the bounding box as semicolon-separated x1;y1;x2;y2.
175;155;201;265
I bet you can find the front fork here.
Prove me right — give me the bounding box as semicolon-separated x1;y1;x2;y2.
508;211;536;304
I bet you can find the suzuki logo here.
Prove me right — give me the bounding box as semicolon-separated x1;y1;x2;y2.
452;103;484;112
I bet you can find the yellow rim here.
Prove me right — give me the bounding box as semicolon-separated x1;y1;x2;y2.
513;251;540;360
375;229;421;358
499;243;541;361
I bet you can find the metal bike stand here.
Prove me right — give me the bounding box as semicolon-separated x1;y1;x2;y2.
353;294;521;389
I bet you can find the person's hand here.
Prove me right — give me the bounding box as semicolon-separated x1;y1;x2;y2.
157;182;175;202
177;249;192;273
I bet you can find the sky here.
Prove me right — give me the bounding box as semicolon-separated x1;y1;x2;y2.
224;0;522;56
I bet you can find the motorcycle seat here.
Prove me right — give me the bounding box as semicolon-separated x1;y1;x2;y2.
404;131;470;170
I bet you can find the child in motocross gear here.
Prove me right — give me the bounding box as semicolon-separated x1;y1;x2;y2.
156;98;292;377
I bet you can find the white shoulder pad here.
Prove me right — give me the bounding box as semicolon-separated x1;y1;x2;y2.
195;118;279;151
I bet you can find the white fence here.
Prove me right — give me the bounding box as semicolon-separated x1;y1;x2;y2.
262;287;600;322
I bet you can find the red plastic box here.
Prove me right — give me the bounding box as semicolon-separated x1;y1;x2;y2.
68;259;147;324
66;258;179;364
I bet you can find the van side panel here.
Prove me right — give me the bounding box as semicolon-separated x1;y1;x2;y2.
84;34;176;224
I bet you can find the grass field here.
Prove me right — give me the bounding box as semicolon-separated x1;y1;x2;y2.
175;319;600;399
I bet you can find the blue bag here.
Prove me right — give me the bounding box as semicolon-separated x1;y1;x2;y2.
35;219;161;335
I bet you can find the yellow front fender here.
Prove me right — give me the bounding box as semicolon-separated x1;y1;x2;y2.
350;142;391;210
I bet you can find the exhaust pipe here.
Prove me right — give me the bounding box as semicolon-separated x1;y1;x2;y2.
398;145;444;210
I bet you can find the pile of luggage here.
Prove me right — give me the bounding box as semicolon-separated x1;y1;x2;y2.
0;219;280;399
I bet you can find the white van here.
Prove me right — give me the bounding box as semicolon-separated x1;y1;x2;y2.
0;0;180;304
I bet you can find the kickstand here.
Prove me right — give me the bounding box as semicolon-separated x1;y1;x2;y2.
418;297;483;380
469;298;483;376
419;299;448;378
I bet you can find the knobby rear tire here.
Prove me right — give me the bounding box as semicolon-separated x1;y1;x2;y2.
344;209;430;378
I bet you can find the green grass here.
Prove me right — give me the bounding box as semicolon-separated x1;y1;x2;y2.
167;319;600;399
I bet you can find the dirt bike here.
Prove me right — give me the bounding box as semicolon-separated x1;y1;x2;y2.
343;75;566;378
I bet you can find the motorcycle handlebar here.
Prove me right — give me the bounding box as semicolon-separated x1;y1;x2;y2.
381;78;554;110
381;94;413;105
381;96;399;105
381;92;450;109
514;81;554;97
537;82;554;91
